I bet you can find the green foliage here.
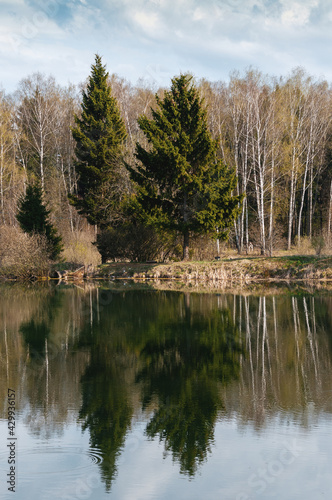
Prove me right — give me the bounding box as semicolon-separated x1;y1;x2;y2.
96;223;176;262
128;74;242;259
77;290;244;482
79;357;133;492
70;54;127;228
17;183;63;260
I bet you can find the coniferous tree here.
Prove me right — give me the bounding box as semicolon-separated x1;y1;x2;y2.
129;74;242;260
70;55;127;232
17;183;63;260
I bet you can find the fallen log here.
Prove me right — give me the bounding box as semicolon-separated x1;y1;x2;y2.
54;266;85;282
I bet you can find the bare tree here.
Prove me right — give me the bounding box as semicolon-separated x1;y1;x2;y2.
52;84;80;233
281;69;313;249
296;81;331;243
16;73;62;190
0;91;23;224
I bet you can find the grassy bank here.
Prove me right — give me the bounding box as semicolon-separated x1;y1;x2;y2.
2;254;332;288
97;255;332;285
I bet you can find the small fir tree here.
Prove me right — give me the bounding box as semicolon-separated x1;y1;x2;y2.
128;74;242;260
70;54;127;231
17;183;63;260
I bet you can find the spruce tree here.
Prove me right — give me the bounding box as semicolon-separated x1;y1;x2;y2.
17;183;63;260
129;74;242;260
70;55;127;231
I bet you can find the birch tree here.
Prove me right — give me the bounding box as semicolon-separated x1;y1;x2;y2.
53;85;80;233
0;92;22;224
296;81;331;243
223;72;252;252
281;69;312;249
249;74;284;255
16;73;62;190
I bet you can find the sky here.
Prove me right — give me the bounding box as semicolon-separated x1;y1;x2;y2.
1;0;332;93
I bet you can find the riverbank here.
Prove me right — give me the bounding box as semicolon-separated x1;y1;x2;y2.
2;255;332;288
96;255;332;285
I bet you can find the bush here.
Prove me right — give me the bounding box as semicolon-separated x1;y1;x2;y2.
0;226;50;279
96;224;178;262
312;235;326;256
293;236;314;255
62;229;101;267
190;234;226;260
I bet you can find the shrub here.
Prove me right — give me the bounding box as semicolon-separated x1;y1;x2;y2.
312;235;326;256
62;230;101;267
0;226;50;279
293;236;314;255
96;224;178;262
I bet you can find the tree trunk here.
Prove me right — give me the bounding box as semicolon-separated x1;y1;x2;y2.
297;155;310;244
183;229;190;260
60;158;74;233
328;179;332;244
287;152;297;250
0;143;4;223
233;220;240;252
309;163;313;240
40;139;44;190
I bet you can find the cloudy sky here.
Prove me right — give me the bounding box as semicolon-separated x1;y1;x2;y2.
1;0;332;92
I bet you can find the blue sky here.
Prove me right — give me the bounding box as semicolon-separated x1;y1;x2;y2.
1;0;332;92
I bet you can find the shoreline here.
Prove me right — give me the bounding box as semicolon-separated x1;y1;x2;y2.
96;256;332;284
1;255;332;291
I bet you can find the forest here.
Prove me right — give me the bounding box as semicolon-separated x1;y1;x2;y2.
0;60;332;274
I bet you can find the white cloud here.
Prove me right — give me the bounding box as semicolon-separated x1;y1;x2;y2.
132;10;162;36
281;3;311;26
280;0;319;27
1;0;332;93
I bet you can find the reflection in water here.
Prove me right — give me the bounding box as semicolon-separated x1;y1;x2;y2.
0;284;332;494
0;284;89;438
137;306;243;475
79;352;133;491
231;294;332;429
77;291;243;482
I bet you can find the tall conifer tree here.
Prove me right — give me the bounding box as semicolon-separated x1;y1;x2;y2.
129;74;242;260
70;55;127;232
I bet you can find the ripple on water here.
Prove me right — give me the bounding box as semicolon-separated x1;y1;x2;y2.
7;445;104;478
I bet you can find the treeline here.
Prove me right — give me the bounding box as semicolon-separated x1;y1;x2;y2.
0;64;332;266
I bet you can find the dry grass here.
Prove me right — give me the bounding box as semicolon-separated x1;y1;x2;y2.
97;255;332;284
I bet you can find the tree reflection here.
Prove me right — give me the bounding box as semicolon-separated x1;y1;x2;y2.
20;319;50;360
78;289;135;492
2;283;332;493
79;355;133;491
20;289;63;361
77;291;244;483
14;285;89;437
136;305;244;476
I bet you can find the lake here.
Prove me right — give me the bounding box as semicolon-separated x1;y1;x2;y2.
0;283;332;499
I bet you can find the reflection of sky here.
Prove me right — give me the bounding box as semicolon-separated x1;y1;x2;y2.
1;0;332;92
1;412;332;499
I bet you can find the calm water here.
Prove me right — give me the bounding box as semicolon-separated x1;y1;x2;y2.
0;283;332;499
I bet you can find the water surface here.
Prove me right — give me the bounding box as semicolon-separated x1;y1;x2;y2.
0;283;332;499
